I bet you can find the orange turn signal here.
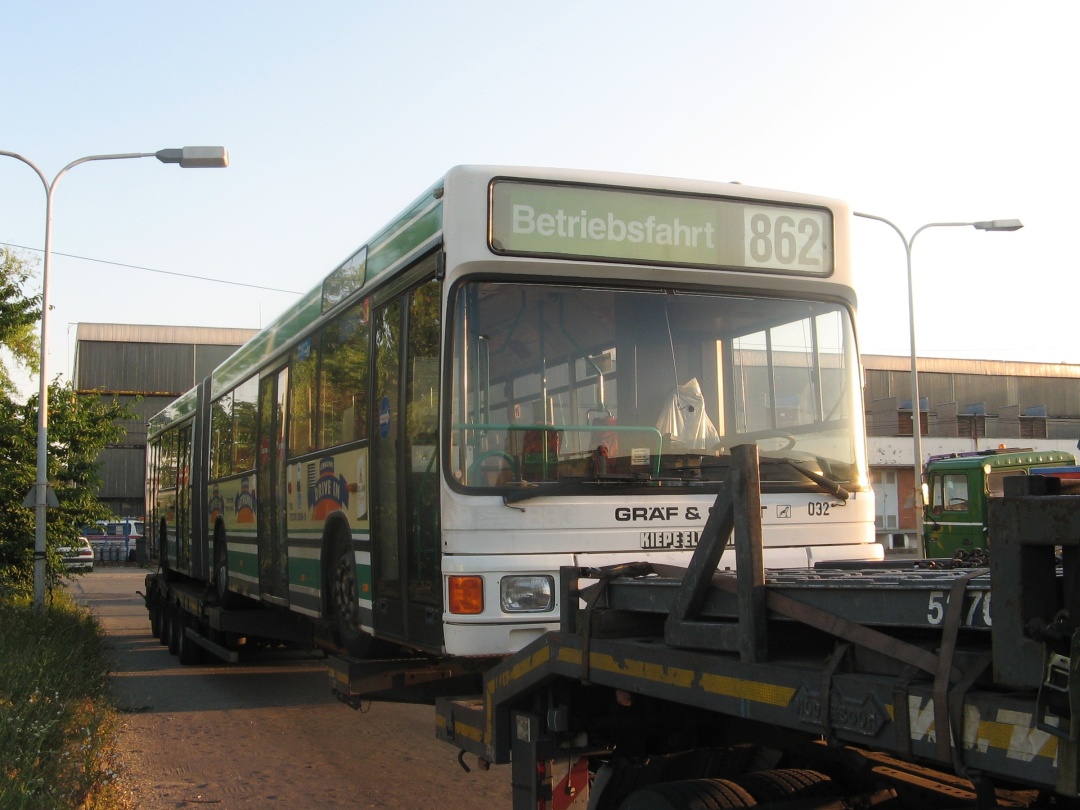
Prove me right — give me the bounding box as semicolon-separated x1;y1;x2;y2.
448;575;484;615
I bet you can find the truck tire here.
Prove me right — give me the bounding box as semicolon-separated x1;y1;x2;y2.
731;769;834;804
618;778;755;809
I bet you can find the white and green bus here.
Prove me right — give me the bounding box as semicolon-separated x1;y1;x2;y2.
145;165;880;661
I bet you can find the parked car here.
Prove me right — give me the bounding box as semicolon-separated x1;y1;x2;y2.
80;523;108;562
104;518;144;563
59;537;95;573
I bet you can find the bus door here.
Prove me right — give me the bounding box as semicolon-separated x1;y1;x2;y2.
257;367;290;603
371;277;442;650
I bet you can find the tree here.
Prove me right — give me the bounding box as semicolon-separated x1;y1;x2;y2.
0;247;41;396
0;382;132;595
0;248;132;595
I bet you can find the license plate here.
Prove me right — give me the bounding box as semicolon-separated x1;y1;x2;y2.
640;530;700;550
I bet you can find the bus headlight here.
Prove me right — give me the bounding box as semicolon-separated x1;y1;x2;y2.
500;575;555;613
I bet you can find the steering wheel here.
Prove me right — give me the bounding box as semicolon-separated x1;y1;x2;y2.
468;450;519;485
712;430;797;454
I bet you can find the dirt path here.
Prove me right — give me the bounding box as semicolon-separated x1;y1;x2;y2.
71;570;512;809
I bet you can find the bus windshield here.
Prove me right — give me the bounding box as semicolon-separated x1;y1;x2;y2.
450;281;863;492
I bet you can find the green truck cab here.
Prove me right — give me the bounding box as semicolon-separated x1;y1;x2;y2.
923;448;1075;558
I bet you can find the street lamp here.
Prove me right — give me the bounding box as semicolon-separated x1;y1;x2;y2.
0;146;228;609
854;212;1023;554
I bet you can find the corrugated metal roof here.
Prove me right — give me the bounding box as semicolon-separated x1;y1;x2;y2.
75;323;259;346
863;354;1080;379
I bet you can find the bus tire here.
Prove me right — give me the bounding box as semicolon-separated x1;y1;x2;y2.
617;778;755;810
329;530;377;657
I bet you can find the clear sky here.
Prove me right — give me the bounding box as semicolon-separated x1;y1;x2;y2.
2;1;1077;400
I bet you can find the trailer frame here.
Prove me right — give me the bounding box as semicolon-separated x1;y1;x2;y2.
422;447;1080;808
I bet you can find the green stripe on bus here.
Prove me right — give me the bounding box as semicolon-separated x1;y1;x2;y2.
289;554;322;589
366;198;443;280
356;560;372;603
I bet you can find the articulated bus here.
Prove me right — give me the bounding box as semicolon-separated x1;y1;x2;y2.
145;165;880;661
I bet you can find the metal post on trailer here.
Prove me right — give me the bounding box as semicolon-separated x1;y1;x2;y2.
664;443;767;661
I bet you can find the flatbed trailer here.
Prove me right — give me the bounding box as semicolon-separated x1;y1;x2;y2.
388;445;1080;808
143;574;320;665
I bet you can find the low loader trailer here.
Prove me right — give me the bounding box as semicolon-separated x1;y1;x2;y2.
333;445;1080;808
142;576;320;665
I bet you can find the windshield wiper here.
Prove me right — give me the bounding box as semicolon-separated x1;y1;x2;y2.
502;472;655;506
765;458;850;501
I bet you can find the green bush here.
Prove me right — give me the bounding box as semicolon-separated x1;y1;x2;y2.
0;594;127;809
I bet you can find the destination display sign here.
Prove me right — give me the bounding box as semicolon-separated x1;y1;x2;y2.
490;180;832;276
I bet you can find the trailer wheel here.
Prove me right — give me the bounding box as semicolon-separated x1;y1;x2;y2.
618;778;755;809
732;769;834;804
329;531;377;657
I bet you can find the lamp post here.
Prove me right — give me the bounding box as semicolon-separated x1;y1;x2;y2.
854;213;1023;554
0;147;228;609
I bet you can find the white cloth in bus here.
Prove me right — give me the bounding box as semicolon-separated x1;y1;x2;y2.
656;378;720;450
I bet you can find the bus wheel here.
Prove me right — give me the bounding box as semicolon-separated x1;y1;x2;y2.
329;532;376;657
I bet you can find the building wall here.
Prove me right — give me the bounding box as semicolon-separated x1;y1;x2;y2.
73;324;258;518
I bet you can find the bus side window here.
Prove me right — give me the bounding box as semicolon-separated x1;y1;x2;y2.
320;301;370;449
289;337;318;456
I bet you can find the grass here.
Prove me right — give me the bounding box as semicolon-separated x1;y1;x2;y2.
0;592;131;810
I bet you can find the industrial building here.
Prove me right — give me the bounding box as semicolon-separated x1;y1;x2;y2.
864;354;1080;550
72;323;258;517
